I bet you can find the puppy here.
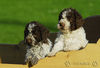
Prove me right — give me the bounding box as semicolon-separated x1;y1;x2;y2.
48;8;88;56
24;21;52;67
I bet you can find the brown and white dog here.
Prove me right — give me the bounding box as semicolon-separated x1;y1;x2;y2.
24;21;52;67
48;8;88;56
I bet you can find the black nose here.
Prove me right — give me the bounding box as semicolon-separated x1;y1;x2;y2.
59;23;62;26
59;23;65;27
26;38;32;44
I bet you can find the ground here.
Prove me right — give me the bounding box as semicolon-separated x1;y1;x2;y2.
0;0;99;44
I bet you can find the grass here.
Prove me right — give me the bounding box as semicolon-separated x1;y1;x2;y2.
0;0;100;44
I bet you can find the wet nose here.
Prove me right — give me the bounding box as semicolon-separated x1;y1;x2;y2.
26;38;32;44
59;23;65;27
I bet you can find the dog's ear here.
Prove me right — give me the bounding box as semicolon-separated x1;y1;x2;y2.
74;9;84;29
40;26;49;43
33;26;42;45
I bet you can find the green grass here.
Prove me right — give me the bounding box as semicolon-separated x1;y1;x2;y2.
0;0;100;44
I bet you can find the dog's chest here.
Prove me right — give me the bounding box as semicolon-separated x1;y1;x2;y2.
62;33;80;45
28;43;51;59
31;45;41;53
30;45;45;57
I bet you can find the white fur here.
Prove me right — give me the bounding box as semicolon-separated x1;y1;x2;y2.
58;19;70;30
28;24;36;32
26;23;36;45
48;10;88;56
26;39;52;60
61;11;71;29
26;33;36;45
48;27;88;56
58;11;71;34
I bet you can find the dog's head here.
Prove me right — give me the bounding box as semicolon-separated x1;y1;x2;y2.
58;8;84;33
24;21;49;46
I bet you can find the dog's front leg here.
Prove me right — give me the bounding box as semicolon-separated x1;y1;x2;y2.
25;49;39;67
48;41;64;56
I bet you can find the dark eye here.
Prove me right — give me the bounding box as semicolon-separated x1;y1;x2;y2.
62;17;64;19
67;15;71;18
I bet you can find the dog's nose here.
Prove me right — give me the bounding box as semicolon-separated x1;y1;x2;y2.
59;23;65;27
26;38;32;44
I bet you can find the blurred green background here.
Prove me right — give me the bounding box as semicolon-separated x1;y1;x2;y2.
0;0;99;44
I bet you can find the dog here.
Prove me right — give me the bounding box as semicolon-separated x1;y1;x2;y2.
24;21;52;67
48;8;88;56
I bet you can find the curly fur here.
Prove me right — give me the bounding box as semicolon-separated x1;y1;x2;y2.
24;21;52;67
48;8;88;56
24;21;49;45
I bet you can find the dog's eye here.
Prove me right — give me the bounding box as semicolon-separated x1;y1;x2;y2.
61;17;64;19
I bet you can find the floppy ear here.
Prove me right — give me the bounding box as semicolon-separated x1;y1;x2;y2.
74;9;84;29
33;26;42;45
40;26;49;43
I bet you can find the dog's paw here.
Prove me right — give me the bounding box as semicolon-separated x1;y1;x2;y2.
48;52;56;57
28;57;38;67
63;48;68;52
26;56;39;67
79;46;84;50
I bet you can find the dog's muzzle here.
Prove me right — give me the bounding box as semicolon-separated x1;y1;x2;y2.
58;22;65;30
26;38;32;45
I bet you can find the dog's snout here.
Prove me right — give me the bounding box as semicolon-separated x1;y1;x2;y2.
26;38;32;44
59;23;62;26
59;23;65;27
